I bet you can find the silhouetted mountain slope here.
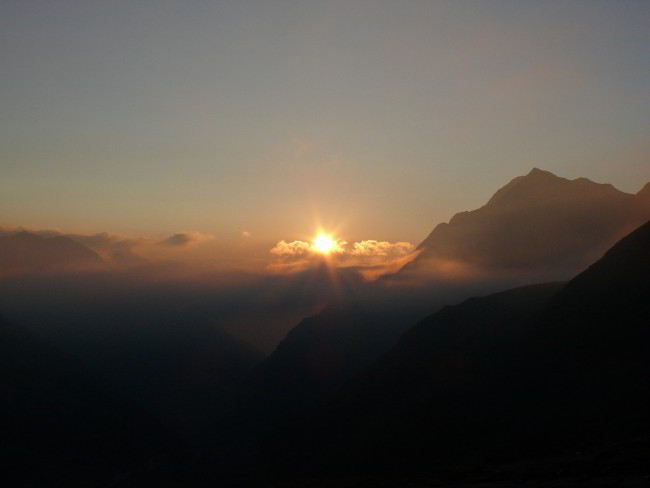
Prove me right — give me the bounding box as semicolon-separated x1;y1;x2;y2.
0;313;179;487
267;221;650;479
84;315;264;445
204;275;500;479
209;302;401;458
263;283;564;475
529;219;650;445
411;168;649;276
0;231;101;274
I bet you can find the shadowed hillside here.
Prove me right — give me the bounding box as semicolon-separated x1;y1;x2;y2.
0;314;180;487
209;302;391;459
529;217;650;446
206;276;498;470
265;220;650;482
83;315;265;445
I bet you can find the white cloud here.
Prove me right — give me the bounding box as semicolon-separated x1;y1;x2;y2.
349;240;415;256
269;238;415;259
270;240;311;256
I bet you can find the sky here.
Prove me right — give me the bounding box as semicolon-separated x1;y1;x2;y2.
1;0;649;248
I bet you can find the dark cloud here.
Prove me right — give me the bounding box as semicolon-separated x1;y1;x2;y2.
160;233;194;247
159;232;213;248
68;232;139;253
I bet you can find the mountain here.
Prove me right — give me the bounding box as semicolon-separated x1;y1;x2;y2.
262;283;565;476
0;313;180;487
0;231;102;274
207;302;396;462
265;220;650;481
82;315;264;445
410;168;649;277
218;170;650;471
529;217;650;445
207;276;494;465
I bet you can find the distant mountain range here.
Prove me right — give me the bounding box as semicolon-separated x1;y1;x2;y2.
409;168;649;277
0;231;102;274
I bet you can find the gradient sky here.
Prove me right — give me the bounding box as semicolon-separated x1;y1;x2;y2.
2;1;649;245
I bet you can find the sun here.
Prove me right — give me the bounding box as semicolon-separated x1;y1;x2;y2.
312;233;336;255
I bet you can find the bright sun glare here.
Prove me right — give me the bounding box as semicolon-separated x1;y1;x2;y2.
312;234;336;255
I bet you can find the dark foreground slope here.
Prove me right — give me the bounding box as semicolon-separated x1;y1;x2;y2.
263;283;564;475
207;302;399;465
77;315;264;446
529;217;650;446
266;221;650;482
0;314;180;487
207;278;493;469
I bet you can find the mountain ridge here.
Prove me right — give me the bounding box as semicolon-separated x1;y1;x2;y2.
0;231;102;274
411;168;649;275
263;220;650;480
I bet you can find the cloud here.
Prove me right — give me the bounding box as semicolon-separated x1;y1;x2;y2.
268;237;417;279
270;240;311;256
69;232;139;252
266;259;312;274
0;225;274;274
241;231;252;238
349;240;415;257
159;232;214;248
356;249;422;281
270;237;353;257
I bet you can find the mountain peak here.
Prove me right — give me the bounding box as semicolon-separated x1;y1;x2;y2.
410;169;647;275
486;168;566;206
485;168;623;208
527;167;555;177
